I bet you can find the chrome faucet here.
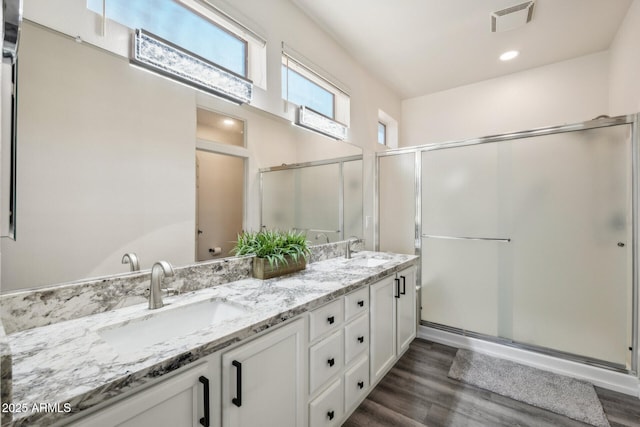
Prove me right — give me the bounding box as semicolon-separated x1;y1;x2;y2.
121;253;140;272
345;237;359;259
148;261;175;310
315;233;330;244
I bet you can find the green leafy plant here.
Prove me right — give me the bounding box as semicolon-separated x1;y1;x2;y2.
231;229;311;268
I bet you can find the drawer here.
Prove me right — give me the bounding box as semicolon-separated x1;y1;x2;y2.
344;355;369;412
310;298;344;341
309;377;344;427
309;329;344;395
344;287;369;321
344;313;369;364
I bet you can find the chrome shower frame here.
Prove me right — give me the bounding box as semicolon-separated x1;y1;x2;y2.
375;114;640;375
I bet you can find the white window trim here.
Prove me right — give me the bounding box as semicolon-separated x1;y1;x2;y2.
25;0;267;89
176;0;267;89
378;109;398;149
281;49;351;127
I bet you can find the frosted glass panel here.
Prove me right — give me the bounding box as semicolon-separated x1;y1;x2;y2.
509;126;632;365
343;160;363;239
421;237;499;336
422;143;499;237
262;159;361;243
295;164;340;234
262;170;295;231
379;154;415;254
419;123;632;368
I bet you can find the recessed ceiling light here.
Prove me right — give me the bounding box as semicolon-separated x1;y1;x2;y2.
223;119;234;126
500;50;519;61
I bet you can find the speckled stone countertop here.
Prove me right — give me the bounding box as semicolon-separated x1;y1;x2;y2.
4;251;417;426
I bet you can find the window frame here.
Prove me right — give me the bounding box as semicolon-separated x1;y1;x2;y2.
280;52;340;123
281;54;349;126
87;0;250;79
282;62;336;119
378;121;387;145
178;1;250;78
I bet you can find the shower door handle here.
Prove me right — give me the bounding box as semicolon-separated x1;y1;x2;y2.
422;234;511;243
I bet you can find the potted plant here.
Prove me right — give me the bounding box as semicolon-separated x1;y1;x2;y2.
232;229;311;279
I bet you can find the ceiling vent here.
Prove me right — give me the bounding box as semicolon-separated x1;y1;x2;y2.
491;1;535;32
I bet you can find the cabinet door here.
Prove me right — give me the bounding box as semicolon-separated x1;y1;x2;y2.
70;362;212;427
396;268;417;355
222;318;305;427
369;276;396;384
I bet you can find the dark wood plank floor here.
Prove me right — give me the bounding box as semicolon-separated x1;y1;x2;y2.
344;339;640;427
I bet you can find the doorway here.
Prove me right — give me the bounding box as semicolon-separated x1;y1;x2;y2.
195;108;246;261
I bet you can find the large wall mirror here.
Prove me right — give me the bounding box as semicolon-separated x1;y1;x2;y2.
0;20;362;293
261;157;363;245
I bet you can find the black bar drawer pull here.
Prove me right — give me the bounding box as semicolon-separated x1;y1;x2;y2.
394;278;400;298
199;376;210;427
327;316;335;324
357;336;364;343
327;410;335;420
327;357;335;367
232;360;242;407
357;300;364;307
357;381;364;389
400;275;406;295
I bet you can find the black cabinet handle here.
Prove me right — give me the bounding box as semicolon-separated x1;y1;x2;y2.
232;360;242;407
327;410;335;420
357;381;364;389
357;336;364;343
327;316;335;324
400;275;406;295
394;278;400;298
199;376;210;427
357;300;364;307
327;357;335;367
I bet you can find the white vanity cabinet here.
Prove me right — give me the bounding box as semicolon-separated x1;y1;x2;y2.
308;287;370;427
370;266;416;385
68;355;220;427
396;267;417;355
221;318;306;427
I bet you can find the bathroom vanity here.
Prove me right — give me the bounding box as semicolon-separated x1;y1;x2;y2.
1;247;417;427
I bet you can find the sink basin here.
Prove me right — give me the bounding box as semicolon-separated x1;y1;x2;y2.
98;299;249;356
347;258;388;268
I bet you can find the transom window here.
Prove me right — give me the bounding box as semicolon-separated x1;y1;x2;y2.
87;0;248;77
281;63;335;118
378;122;387;145
281;53;350;127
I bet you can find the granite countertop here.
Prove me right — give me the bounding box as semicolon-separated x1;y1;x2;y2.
4;251;417;426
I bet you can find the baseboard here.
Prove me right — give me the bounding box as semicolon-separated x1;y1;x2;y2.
419;325;640;398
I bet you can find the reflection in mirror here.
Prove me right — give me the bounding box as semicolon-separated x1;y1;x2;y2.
1;19;363;293
1;21;198;292
260;157;363;244
196;109;246;261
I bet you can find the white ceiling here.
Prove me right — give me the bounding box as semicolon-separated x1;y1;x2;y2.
291;0;633;99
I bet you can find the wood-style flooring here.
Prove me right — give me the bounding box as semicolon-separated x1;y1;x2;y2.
343;339;640;427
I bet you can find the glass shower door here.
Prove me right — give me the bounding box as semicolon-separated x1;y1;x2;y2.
420;123;633;368
379;153;416;254
508;125;632;367
421;143;506;336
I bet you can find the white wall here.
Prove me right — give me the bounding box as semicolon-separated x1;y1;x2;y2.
1;22;197;291
401;51;610;146
609;0;640;116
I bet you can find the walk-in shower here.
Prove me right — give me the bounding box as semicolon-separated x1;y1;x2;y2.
377;115;638;374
